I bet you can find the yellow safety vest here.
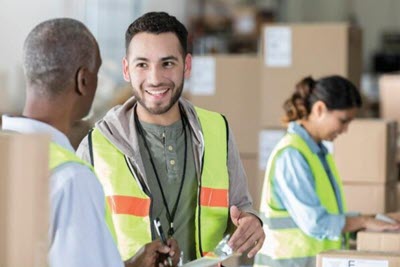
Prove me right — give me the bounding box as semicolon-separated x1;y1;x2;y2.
49;142;117;243
89;107;230;261
255;133;348;267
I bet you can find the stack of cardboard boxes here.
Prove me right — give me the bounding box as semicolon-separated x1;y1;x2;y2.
379;74;400;209
334;119;398;214
258;23;363;209
317;229;400;266
0;132;50;267
260;23;362;128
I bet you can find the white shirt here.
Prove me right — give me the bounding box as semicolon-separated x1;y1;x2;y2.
2;116;123;267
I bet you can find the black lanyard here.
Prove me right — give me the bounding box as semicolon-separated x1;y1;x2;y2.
134;104;188;237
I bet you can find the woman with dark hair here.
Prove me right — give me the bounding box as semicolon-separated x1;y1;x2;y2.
254;75;400;267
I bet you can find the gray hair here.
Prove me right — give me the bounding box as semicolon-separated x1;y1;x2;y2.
23;18;98;96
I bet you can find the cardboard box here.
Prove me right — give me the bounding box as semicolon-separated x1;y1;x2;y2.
317;250;400;267
0;132;50;267
357;231;400;253
334;119;398;183
187;55;261;154
343;181;397;213
241;154;263;211
380;74;400;127
258;128;286;172
260;23;362;127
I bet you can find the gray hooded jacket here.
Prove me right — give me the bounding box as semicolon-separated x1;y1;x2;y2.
77;97;258;225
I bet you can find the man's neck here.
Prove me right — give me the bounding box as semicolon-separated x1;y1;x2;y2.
136;103;181;126
22;95;73;135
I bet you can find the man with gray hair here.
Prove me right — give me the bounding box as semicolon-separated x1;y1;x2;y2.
1;18;129;267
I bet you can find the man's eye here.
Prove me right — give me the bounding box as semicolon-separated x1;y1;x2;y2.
164;61;174;67
137;63;147;68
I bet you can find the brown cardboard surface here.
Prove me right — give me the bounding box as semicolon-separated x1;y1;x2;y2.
260;23;362;127
0;132;50;267
357;231;400;253
380;74;400;127
334;119;398;183
187;55;261;154
317;250;400;267
343;181;398;214
241;154;263;211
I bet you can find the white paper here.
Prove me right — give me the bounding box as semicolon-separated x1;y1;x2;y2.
235;14;255;34
189;57;216;95
264;26;292;67
258;129;286;171
322;257;388;267
182;257;224;267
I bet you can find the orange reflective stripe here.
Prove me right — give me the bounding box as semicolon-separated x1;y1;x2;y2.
107;195;150;217
200;187;228;208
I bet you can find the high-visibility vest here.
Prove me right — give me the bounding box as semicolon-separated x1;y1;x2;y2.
89;107;230;261
49;142;117;243
254;133;347;267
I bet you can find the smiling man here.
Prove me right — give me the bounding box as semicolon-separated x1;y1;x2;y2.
77;12;265;266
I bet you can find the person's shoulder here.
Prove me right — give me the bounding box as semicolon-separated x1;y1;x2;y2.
276;146;306;163
51;162;99;187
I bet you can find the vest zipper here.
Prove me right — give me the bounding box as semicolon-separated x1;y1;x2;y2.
197;149;205;257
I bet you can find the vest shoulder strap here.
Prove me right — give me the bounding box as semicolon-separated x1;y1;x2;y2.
49;142;93;171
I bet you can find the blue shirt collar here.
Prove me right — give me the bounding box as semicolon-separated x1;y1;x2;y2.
287;121;327;155
1;115;74;152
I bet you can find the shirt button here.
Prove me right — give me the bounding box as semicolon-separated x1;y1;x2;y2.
168;145;173;151
170;160;175;165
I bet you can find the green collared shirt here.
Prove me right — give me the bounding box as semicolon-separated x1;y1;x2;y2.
138;119;197;263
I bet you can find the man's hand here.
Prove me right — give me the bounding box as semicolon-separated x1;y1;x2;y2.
227;205;265;258
159;238;180;267
124;239;177;267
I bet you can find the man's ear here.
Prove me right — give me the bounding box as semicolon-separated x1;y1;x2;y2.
76;67;88;96
184;53;192;79
122;57;131;82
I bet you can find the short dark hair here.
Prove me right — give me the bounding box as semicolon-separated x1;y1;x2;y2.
283;75;362;122
125;12;188;55
23;18;98;96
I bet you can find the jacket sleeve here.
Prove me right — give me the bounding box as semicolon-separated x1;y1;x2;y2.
227;123;261;221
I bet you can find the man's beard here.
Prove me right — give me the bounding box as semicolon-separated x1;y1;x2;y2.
133;80;184;115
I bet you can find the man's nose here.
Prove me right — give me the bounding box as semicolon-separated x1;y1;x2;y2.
147;66;163;86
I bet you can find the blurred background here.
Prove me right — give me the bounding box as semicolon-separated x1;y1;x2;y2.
5;1;400;266
2;0;400;117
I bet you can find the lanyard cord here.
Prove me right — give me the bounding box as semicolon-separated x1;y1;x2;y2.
134;104;188;237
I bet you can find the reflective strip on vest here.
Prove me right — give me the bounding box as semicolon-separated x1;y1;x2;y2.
106;195;151;217
91;129;152;261
91;106;229;260
200;187;228;208
260;214;297;230
49;142;118;243
255;133;346;267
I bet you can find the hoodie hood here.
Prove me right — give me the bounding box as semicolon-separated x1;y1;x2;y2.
95;96;204;160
